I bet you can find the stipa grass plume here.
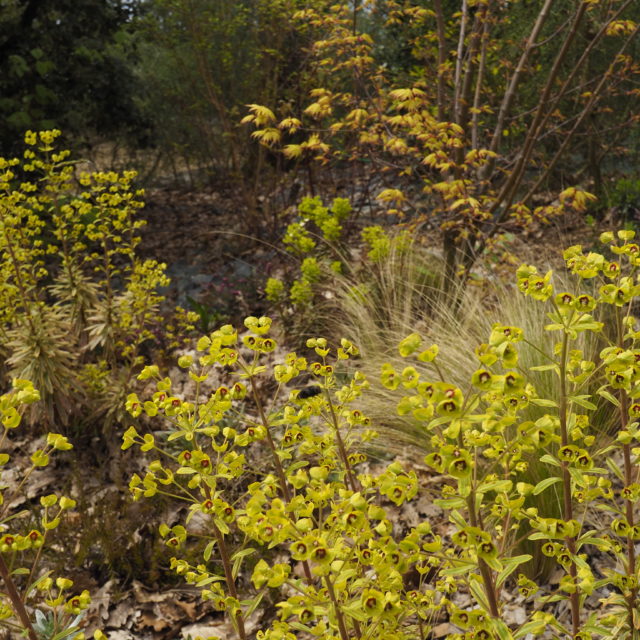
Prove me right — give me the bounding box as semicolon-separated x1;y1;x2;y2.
329;233;621;581
329;234;612;459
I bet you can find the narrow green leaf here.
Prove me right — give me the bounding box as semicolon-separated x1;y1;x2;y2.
496;555;533;588
514;621;546;639
203;540;215;561
434;497;466;509
527;532;548;540
232;548;257;580
606;457;624;481
530;364;558;372
286;460;309;474
477;479;513;493
340;601;368;622
491;618;513;640
468;575;490;612
244;591;264;618
539;454;561;467
530;398;558;408
569;395;597;411
442;562;476;576
289;622;313;633
568;467;587;487
449;510;468;529
597;388;620;407
231;547;257;562
532;477;562;495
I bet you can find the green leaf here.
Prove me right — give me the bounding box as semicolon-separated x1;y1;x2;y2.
434;497;466;509
496;555;533;589
530;398;558;408
514;621;546;639
285;460;309;474
203;540;215;562
490;618;513;640
532;477;562;495
427;415;456;429
468;575;490;612
539;454;561;467
569;395;597;411
530;364;558;372
449;510;468;529
528;532;549;540
477;479;513;493
244;591;265;618
597;388;620;407
289;622;313;633
51;625;82;640
442;562;476;576
340;601;368;622
568;467;587;487
606;457;624;481
232;548;257;580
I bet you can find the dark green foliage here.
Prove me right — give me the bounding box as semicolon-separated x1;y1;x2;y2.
0;0;148;153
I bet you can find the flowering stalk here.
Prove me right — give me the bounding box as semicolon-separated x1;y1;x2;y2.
0;554;38;640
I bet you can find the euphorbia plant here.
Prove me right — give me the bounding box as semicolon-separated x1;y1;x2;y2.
0;379;103;640
124;231;640;640
0;130;196;429
123;318;447;640
388;229;640;639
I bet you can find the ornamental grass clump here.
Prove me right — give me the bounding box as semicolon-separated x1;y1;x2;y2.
124;230;640;640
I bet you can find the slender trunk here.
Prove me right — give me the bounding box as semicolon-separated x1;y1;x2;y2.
453;0;469;115
433;0;448;121
472;17;490;150
485;0;555;159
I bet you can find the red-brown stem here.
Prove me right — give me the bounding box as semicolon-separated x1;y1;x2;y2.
211;520;247;640
616;308;637;627
558;331;580;637
324;574;351;640
321;386;362;639
248;374;315;584
465;495;500;618
0;553;38;640
323;388;360;494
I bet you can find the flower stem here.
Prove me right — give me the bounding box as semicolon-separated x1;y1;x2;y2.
558;329;580;636
211;520;247;640
0;553;38;640
248;373;315;584
323;574;351;640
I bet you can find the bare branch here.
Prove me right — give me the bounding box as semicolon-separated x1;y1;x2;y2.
486;0;555;157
